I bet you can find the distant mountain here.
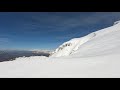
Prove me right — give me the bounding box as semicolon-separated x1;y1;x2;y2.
30;50;52;54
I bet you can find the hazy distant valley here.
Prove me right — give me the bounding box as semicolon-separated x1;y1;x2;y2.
0;50;50;62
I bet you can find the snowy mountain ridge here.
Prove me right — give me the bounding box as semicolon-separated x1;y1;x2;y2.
51;20;120;57
51;32;96;57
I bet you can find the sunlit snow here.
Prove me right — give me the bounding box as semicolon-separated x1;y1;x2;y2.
0;21;120;78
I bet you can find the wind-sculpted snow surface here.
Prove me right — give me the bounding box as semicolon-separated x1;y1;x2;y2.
0;21;120;78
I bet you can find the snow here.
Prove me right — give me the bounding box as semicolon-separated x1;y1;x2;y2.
0;21;120;78
51;32;96;57
113;20;120;25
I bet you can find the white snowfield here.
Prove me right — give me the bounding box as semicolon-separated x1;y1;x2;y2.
1;21;120;78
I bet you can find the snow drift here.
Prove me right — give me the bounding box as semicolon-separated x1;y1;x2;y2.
0;20;120;78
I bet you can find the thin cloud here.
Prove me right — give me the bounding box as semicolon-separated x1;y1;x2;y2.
48;12;120;32
0;38;9;43
13;12;120;34
81;12;120;25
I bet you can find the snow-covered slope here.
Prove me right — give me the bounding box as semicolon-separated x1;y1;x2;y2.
0;21;120;78
51;32;96;57
51;21;120;57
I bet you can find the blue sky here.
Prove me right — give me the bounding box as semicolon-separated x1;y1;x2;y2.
0;12;120;50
